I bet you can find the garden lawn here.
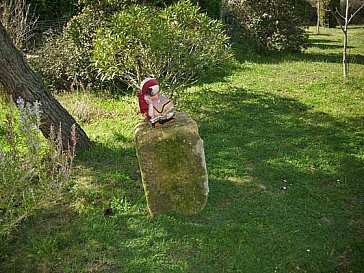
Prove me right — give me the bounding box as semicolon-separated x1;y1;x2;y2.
1;26;363;272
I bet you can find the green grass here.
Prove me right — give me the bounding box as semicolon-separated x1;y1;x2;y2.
1;26;363;272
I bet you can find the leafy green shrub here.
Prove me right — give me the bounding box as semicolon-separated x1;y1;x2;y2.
32;1;133;92
225;0;309;53
31;7;105;92
33;0;231;93
0;96;76;236
92;1;232;94
31;31;72;91
61;7;105;90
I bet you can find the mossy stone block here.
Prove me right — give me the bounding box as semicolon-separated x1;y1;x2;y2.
135;112;209;216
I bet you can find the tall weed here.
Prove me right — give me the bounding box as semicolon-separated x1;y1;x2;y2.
0;96;76;236
0;0;38;50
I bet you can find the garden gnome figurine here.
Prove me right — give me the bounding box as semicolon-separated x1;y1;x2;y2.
137;77;176;127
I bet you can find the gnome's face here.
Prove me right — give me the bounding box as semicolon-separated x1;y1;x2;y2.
148;85;160;101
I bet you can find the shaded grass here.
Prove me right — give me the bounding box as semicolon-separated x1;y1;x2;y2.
1;27;363;272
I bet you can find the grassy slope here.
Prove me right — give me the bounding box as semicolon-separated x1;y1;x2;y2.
1;27;363;272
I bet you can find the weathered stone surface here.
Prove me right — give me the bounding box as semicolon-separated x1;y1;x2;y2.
135;112;209;216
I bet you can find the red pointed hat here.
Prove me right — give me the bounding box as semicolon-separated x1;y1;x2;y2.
140;77;159;96
137;77;159;120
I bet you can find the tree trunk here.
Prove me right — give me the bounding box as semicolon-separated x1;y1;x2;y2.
0;22;91;152
343;28;348;80
343;0;349;80
317;1;321;34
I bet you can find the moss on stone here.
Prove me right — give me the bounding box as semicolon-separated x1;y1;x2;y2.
135;112;209;216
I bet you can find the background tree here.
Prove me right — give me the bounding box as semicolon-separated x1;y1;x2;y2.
330;0;364;79
320;0;341;27
309;0;341;32
340;0;364;23
0;22;91;152
316;0;322;33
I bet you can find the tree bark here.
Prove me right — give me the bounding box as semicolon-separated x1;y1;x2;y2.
0;22;91;152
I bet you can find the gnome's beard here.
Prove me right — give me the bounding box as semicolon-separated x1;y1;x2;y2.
148;103;154;119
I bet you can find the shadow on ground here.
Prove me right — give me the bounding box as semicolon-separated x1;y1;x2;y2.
1;85;363;272
234;49;364;65
4;85;362;273
1;33;364;272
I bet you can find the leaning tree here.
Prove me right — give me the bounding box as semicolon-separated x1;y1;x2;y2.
0;22;91;152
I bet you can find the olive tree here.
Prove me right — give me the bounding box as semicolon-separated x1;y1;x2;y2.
0;22;91;152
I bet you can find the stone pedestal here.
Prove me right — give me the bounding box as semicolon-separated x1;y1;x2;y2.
134;112;209;216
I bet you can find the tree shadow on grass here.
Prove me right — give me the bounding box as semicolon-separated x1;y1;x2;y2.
73;140;144;205
138;87;364;272
308;43;351;50
234;49;364;65
36;87;360;272
308;38;338;44
181;87;363;184
297;52;364;64
0;137;147;272
309;33;333;36
232;31;363;66
307;37;355;50
2;89;363;272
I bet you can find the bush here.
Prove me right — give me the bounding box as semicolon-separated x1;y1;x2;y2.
31;31;72;91
33;0;231;93
32;1;136;92
32;7;105;92
0;96;76;236
92;1;232;94
145;0;222;18
225;0;309;53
